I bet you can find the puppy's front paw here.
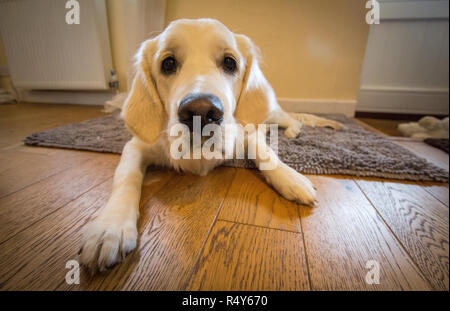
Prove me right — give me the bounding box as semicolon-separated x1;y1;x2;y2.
264;164;317;206
284;121;302;138
79;217;137;273
323;119;344;131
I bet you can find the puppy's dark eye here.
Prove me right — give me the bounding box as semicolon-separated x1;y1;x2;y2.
161;56;177;75
223;56;237;74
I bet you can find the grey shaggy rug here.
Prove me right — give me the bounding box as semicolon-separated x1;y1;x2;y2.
24;114;449;182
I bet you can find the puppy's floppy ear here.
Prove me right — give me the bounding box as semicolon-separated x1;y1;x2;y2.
234;34;274;127
121;38;166;144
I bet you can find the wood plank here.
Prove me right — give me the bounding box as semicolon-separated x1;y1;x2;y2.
0;169;174;290
0;102;446;290
388;138;449;207
394;140;449;170
356;179;449;290
218;169;301;232
81;167;236;290
186;220;310;290
0;144;61;156
0;149;102;198
421;182;449;207
0;154;119;243
354;118;390;136
0;180;113;290
0;102;103;124
300;176;432;290
356;118;403;136
0;102;104;149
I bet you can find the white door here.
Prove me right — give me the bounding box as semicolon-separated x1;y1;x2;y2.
357;0;449;115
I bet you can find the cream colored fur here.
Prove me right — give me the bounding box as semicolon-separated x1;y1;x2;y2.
398;116;449;139
80;18;342;272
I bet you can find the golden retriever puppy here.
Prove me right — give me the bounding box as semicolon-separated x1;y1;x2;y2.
79;18;342;272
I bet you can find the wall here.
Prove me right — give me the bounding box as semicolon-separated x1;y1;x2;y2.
105;0;165;92
1;0;369;113
166;0;370;105
105;0;129;92
0;35;13;93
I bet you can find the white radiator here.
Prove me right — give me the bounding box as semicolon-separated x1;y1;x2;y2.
0;0;113;90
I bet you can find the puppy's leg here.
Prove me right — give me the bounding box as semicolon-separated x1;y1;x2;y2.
79;138;148;272
267;109;343;139
247;129;317;206
289;112;343;130
266;108;303;138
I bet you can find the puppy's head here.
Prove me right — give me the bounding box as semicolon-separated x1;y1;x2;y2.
122;19;274;173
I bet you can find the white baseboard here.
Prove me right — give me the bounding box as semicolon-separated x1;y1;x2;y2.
18;89;116;106
357;87;449;115
278;98;357;117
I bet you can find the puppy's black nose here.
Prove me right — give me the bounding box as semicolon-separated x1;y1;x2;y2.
178;93;224;132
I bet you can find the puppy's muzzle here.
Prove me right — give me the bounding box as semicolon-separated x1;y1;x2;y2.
178;93;224;132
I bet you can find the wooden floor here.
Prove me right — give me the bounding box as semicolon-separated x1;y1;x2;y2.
357;118;405;136
0;102;448;291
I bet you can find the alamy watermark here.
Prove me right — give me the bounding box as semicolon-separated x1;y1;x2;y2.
168;116;279;170
65;259;80;285
65;1;379;26
65;258;381;285
366;0;380;24
365;260;381;285
65;0;80;25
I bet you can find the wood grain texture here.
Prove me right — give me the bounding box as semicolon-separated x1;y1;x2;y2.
0;102;447;290
0;102;102;122
421;182;449;207
356;179;449;290
0;154;119;243
0;169;175;290
218;169;302;232
81;167;236;290
356;118;403;136
389;138;449;207
300;176;432;290
0;180;113;290
0;149;100;198
0;102;104;149
394;140;449;170
186;220;310;290
354;118;390;136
